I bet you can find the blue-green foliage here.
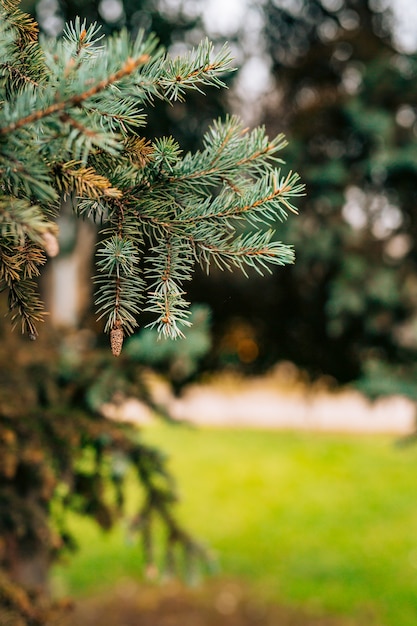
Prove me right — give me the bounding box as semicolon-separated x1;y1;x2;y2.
126;304;211;381
0;5;302;347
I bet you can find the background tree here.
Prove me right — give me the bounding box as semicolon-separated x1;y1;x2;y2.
254;0;417;391
0;1;302;623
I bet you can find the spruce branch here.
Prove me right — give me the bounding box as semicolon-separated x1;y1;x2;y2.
83;98;147;134
192;229;295;276
0;243;22;282
15;240;47;278
130;441;211;580
0;54;150;136
156;39;234;101
130;38;233;106
145;235;194;339
0;149;58;203
97;235;139;278
94;273;143;334
63;16;105;59
123;137;154;167
95;203;145;346
0;239;46;285
0;59;40;89
55;160;122;200
171;169;303;226
5;276;46;338
0;198;58;246
1;0;38;48
169;116;289;192
0;6;303;349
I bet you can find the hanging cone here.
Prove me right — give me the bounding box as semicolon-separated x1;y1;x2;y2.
110;326;124;356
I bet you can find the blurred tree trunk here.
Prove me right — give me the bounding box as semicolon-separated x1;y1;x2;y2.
43;217;97;329
3;534;50;590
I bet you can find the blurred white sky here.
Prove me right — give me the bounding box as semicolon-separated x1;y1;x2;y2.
201;0;417;51
201;0;248;35
39;0;417;55
389;0;417;52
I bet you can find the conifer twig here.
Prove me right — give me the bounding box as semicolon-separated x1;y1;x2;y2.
0;55;150;135
0;5;303;345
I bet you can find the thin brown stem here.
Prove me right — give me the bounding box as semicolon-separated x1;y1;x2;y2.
59;112;97;138
174;61;224;84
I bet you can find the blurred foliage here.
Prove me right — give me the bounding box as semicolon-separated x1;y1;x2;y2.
0;304;208;624
0;568;70;625
125;305;212;388
356;358;417;401
250;0;417;390
20;0;417;392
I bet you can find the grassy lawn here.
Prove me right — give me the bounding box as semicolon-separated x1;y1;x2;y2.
52;424;417;626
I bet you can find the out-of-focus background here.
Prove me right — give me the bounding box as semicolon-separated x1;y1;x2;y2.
9;0;417;624
24;0;417;394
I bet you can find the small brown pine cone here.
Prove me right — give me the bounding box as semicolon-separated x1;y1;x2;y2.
110;327;124;356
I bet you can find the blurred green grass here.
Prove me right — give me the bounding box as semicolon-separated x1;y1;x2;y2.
52;424;417;626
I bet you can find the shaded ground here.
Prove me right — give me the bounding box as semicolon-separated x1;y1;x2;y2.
63;579;371;626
